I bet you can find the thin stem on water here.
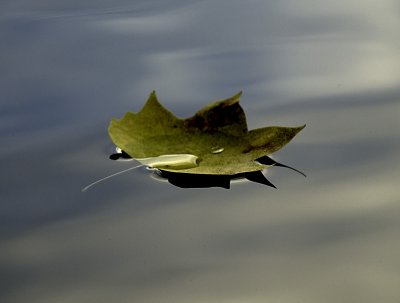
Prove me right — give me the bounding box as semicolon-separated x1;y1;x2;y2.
81;164;143;192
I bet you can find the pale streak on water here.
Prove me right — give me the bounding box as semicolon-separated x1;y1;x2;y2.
1;1;400;302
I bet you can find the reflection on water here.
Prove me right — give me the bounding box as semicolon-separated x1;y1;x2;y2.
1;0;400;302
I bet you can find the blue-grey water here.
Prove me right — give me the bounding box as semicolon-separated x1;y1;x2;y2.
1;1;400;302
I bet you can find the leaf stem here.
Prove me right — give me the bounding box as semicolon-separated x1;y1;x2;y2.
81;164;143;192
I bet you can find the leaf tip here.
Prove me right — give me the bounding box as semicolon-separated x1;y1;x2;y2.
142;90;163;111
148;90;159;101
293;124;306;134
230;91;243;104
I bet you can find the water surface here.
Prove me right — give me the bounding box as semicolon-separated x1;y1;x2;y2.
1;1;400;302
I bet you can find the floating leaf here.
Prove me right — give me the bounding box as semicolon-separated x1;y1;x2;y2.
108;91;305;176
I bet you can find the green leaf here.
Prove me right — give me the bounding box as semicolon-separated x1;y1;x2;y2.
108;91;305;175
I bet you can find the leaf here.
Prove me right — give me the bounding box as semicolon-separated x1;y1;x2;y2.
108;91;305;175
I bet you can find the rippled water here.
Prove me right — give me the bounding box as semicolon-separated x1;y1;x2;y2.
1;1;400;302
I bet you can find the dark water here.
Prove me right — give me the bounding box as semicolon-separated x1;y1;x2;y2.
1;1;400;302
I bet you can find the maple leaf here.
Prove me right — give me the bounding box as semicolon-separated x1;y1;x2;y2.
108;91;305;176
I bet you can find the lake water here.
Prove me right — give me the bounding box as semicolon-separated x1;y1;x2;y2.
1;1;400;302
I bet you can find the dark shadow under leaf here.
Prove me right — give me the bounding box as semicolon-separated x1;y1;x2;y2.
157;170;232;189
109;151;132;160
156;170;277;189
